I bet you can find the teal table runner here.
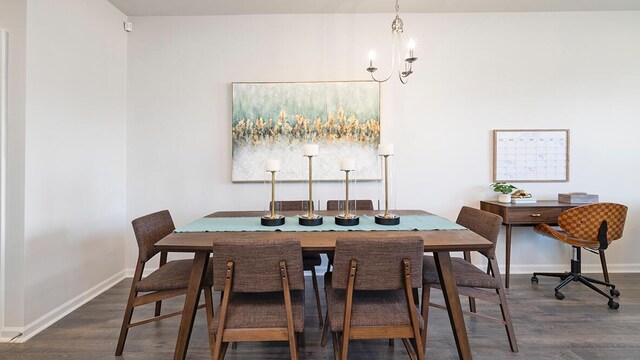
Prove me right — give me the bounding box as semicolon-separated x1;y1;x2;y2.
175;214;465;233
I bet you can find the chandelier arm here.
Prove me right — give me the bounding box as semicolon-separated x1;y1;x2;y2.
398;70;409;84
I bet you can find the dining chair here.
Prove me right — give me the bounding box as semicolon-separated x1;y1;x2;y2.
325;199;375;272
116;210;215;356
210;238;305;360
421;206;518;353
269;200;324;327
532;203;628;309
321;237;425;360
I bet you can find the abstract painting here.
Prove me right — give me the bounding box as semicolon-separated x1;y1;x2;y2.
232;81;380;182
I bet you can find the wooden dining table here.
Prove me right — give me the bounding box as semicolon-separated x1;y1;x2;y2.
155;210;493;360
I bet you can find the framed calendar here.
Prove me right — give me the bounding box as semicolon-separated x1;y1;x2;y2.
493;129;569;182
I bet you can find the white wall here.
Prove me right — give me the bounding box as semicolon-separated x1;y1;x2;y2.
0;0;27;340
19;0;128;334
127;12;640;273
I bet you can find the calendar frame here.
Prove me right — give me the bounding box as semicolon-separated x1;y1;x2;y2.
493;129;570;183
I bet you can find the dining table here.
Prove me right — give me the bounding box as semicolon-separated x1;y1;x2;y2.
154;209;493;360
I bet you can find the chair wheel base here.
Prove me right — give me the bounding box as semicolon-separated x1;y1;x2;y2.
608;299;620;309
555;291;565;300
610;288;620;297
531;276;538;284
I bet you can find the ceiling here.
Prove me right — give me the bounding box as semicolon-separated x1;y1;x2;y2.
108;0;640;16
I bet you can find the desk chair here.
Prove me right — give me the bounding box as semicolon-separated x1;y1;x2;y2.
270;200;324;327
532;203;628;309
116;210;215;356
421;206;518;353
321;237;425;360
211;238;304;360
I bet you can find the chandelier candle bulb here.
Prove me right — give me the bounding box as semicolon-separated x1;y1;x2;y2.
303;144;319;156
378;144;394;156
340;158;356;171
265;159;281;172
408;38;415;58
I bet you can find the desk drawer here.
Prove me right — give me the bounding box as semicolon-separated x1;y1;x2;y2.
505;207;563;224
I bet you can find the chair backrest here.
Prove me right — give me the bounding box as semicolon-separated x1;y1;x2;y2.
212;238;304;292
326;199;374;211
332;237;424;290
131;210;175;262
456;206;503;259
270;200;313;212
558;203;628;242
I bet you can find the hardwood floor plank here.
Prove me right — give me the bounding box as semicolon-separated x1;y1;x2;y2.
1;274;639;359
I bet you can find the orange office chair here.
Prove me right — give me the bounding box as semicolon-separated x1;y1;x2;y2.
531;203;628;309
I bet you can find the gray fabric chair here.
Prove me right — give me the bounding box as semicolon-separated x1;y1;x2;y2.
326;199;375;212
211;238;305;360
421;206;518;353
325;199;375;273
269;200;324;327
321;237;425;360
116;210;215;356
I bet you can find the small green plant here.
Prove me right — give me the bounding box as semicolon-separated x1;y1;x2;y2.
490;182;518;194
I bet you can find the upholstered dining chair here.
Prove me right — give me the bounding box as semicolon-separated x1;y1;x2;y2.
321;237;425;360
116;210;215;356
532;203;628;309
325;199;375;272
210;238;305;360
421;206;518;353
326;199;375;212
269;200;324;327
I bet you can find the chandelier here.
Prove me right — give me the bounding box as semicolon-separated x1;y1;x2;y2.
366;0;417;84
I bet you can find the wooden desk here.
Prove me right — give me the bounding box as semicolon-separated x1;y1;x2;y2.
155;210;492;360
480;200;577;288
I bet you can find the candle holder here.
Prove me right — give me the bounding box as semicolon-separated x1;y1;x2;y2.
299;153;323;226
335;169;359;226
375;153;400;225
261;170;285;226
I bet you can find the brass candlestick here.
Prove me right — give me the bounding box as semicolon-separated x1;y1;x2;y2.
261;170;285;226
375;154;400;225
335;170;359;226
299;155;323;226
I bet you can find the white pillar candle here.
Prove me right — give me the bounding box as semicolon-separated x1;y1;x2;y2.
265;159;281;172
303;144;319;156
340;158;355;171
378;144;394;156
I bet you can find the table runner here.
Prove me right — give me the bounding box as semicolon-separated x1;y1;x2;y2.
174;214;465;233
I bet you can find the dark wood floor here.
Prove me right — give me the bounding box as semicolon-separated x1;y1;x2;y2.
1;273;639;359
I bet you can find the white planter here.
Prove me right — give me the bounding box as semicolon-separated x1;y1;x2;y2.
498;194;511;203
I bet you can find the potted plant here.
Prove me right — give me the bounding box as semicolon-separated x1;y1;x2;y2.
491;182;518;203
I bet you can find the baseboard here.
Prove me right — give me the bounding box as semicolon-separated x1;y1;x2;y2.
508;263;640;274
0;270;127;343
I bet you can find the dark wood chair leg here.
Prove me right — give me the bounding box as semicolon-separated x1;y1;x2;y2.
311;266;324;327
599;250;611;284
155;252;168;317
469;297;477;313
420;284;431;355
389;338;394;346
203;286;215;356
490;258;518;352
320;313;329;346
115;261;144;356
331;331;340;360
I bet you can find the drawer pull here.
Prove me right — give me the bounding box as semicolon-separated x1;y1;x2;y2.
531;213;541;217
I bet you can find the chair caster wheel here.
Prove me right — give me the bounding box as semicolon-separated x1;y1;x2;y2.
608;299;620;309
555;291;565;300
531;276;538;284
610;288;620;297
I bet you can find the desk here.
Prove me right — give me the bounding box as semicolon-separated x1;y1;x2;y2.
480;200;577;288
155;210;492;360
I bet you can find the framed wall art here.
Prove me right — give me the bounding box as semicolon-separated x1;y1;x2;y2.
232;81;381;182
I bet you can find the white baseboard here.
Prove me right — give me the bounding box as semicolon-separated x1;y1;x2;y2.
508;263;640;274
0;270;127;343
